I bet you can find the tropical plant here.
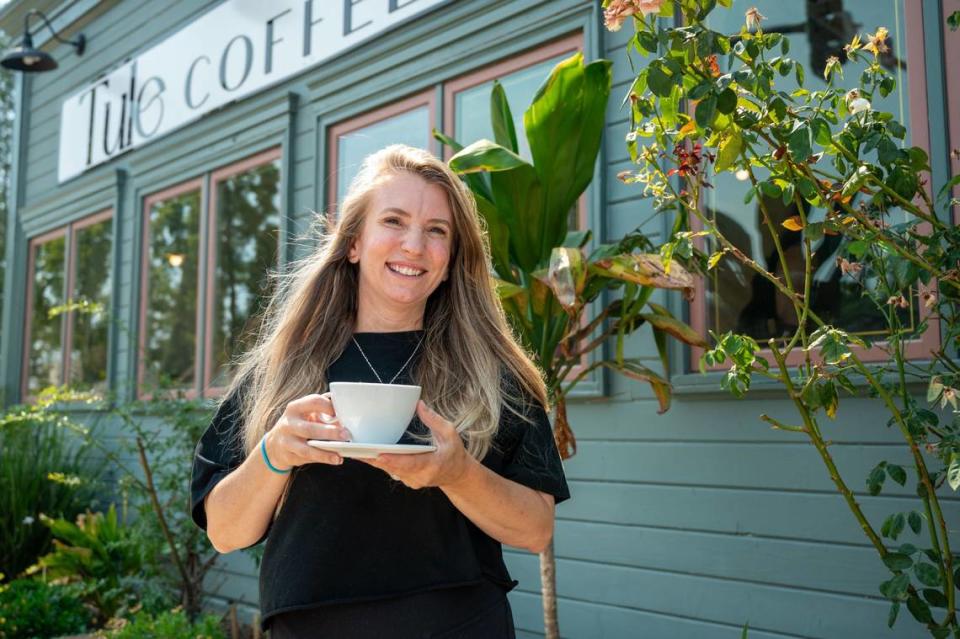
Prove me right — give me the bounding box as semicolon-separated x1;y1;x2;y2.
0;577;92;639
0;389;100;580
608;0;960;634
29;504;171;624
435;51;707;639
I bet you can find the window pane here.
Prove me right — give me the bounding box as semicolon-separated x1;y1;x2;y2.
26;236;66;394
70;218;112;391
337;107;430;202
704;0;915;341
144;190;201;391
454;55;568;162
211;159;282;388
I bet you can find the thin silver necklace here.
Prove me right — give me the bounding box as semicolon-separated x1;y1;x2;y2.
352;334;424;384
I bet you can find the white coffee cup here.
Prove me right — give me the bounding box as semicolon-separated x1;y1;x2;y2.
328;382;422;444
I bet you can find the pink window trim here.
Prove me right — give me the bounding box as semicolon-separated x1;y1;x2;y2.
689;1;940;372
326;88;437;216
21;208;113;402
944;3;960;220
202;146;283;399
138;178;204;401
444;31;592;381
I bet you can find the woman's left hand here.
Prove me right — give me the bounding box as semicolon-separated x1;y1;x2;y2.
360;400;471;489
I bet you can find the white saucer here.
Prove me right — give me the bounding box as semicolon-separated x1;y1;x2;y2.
306;440;437;459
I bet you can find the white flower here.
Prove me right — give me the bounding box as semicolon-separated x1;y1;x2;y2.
22;516;35;525
848;97;871;115
735;169;750;181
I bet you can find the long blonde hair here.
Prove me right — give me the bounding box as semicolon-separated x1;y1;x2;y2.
225;144;547;460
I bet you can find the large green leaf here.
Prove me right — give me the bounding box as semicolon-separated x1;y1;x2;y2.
449;139;528;174
488;161;543;272
475;193;512;280
524;53;612;266
433;128;494;203
490;81;519;154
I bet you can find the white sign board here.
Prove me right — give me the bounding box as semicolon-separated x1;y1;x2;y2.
58;0;448;183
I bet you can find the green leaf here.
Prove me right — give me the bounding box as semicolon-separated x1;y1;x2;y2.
879;572;910;600
868;464;886;496
881;552;913;571
449;139;528;174
915;562;942;587
525;53;612;268
715;130;743;173
887;601;900;628
716;88;737;114
908;511;922;534
758;181;782;199
887;464;906;486
841;166;871;198
648;64;673;98
906;594;933;624
490;81;519;154
788;124;812;161
948;453;960;491
695;94;718;128
922;588;948;608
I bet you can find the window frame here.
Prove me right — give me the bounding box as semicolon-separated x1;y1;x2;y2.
687;0;939;373
21;208;114;401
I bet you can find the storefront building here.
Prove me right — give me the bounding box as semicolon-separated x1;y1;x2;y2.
1;0;958;636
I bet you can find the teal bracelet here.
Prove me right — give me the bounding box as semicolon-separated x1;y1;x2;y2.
260;436;291;474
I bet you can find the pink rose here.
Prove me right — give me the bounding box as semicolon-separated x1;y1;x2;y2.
604;0;664;32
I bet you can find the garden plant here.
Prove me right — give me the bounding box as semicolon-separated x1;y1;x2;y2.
606;0;960;635
436;51;706;638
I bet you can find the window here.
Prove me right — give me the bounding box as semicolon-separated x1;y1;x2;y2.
22;210;113;398
138;148;282;398
327;90;435;213
690;0;935;370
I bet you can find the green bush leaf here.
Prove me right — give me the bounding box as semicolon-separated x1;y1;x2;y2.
906;594;933;624
881;552;913;571
715;131;743;173
879;572;910;600
887;464;906;486
887;600;900;628
922;588;948;608
914;562;942;587
907;511;922;535
695;94;718;128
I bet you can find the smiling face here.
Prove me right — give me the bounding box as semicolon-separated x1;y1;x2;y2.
348;172;454;330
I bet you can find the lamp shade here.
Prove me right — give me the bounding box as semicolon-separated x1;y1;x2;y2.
1;32;58;72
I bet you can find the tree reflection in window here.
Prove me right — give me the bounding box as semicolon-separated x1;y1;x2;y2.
144;190;201;391
26;236;65;395
70;218;112;391
703;0;916;342
210;159;281;388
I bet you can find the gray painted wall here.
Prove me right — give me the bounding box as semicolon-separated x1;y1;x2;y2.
2;0;956;637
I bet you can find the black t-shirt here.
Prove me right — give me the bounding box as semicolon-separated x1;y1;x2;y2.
190;330;570;625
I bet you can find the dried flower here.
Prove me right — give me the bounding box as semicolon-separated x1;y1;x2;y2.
706;54;720;77
603;0;664;31
864;27;890;56
823;56;842;81
837;257;863;276
745;7;765;31
886;294;909;309
848;97;872;115
919;285;938;309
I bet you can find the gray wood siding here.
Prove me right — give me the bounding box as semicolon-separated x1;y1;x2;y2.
4;1;955;637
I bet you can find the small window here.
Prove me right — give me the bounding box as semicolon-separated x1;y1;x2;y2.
23;210;113;399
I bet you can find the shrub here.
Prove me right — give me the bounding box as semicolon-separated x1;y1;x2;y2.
0;578;92;638
0;398;99;580
101;609;225;639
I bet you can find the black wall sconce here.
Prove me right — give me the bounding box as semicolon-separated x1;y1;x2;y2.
1;9;86;72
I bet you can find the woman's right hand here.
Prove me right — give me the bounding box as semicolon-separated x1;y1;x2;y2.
262;393;351;469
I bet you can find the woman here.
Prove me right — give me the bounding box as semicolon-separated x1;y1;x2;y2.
191;144;569;638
